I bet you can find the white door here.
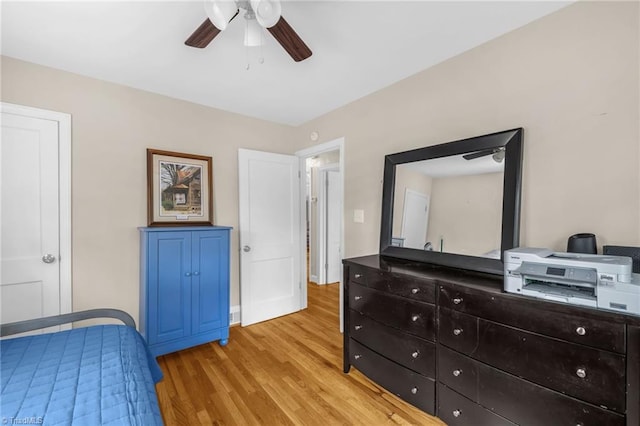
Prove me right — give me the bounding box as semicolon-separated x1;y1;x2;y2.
1;104;71;332
239;149;301;326
401;189;430;250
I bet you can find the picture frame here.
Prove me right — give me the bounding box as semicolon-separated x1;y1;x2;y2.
147;149;213;226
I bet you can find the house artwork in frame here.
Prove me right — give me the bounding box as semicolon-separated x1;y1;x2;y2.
147;149;213;226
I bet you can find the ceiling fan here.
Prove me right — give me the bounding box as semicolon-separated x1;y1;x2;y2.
185;0;312;62
463;147;505;162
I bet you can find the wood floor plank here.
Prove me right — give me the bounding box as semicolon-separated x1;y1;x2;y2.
155;282;445;425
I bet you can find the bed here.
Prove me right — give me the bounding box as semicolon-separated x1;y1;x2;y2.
1;309;163;425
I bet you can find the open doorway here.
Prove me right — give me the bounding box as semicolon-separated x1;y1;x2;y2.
296;138;344;332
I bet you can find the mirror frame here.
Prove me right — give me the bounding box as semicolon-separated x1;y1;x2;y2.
380;128;523;275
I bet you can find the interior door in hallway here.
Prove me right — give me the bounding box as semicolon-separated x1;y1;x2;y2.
401;189;430;250
1;105;71;332
238;149;301;326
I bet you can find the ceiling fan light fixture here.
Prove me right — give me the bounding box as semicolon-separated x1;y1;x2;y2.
492;149;506;163
251;0;281;28
205;0;238;31
244;15;264;46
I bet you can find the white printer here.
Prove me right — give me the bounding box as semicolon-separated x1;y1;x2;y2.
504;247;640;316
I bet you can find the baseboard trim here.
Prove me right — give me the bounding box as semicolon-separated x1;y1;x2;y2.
230;305;241;326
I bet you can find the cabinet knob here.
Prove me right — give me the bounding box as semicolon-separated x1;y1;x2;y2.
453;369;462;377
576;326;586;336
185;272;192;277
411;351;419;359
411;314;420;322
453;328;463;336
452;409;462;418
42;254;57;264
354;273;362;279
354;325;363;331
354;354;362;360
354;296;362;301
193;271;200;276
576;368;587;379
453;297;463;305
410;387;418;395
243;245;251;252
411;288;419;294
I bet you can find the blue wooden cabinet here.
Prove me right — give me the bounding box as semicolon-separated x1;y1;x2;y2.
139;226;232;357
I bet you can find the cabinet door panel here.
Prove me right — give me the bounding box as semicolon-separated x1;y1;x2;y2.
149;232;191;344
192;231;230;335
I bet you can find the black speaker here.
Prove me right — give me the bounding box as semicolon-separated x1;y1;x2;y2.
567;233;597;254
603;245;640;273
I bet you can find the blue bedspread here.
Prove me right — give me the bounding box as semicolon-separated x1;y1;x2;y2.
1;325;163;425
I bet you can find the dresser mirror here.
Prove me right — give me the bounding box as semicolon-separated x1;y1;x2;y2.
380;128;523;275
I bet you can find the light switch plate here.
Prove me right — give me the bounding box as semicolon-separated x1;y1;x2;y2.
353;209;365;223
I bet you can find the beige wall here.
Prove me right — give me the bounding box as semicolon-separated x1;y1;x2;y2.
426;172;503;257
1;56;295;323
292;1;640;258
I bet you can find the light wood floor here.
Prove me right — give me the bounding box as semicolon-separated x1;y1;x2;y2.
155;283;445;425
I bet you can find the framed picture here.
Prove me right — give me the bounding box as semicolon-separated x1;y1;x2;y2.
147;149;213;226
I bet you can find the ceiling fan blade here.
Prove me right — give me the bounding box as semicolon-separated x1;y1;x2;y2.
185;11;239;48
267;16;312;62
185;19;221;48
462;149;495;160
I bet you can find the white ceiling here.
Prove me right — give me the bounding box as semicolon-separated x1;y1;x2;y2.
1;1;571;126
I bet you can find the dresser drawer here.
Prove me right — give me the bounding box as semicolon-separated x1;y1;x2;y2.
350;283;435;341
438;309;626;412
438;348;625;426
437;383;515;426
438;308;479;355
348;265;436;303
349;309;435;377
349;339;435;414
438;284;626;353
438;345;479;400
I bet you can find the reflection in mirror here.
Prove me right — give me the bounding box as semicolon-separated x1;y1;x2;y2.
392;152;504;257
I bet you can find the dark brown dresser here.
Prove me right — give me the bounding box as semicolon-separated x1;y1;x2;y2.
343;255;640;426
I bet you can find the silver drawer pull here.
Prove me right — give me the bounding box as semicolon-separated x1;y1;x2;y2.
354;354;362;360
354;325;363;331
411;351;419;359
411;314;420;322
453;297;463;305
576;326;586;336
354;296;362;301
453;369;462;377
452;409;462;418
411;288;419;294
453;328;463;336
410;387;418;395
576;368;587;379
354;273;362;279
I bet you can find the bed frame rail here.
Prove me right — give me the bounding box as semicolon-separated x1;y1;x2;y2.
0;309;136;337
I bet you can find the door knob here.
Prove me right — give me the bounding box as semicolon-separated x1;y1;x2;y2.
42;254;56;264
243;245;251;252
